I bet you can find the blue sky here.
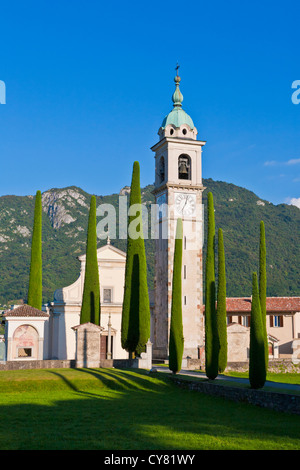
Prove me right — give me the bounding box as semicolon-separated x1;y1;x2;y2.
0;0;299;207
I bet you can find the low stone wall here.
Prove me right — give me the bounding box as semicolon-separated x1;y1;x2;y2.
185;358;204;370
0;358;146;371
112;359;132;368
171;377;300;415
226;359;300;373
0;359;115;371
225;362;249;372
267;359;300;374
0;360;76;371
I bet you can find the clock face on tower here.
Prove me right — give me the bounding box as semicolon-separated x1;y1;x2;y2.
175;192;196;216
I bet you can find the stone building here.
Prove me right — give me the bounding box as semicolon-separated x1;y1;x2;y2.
225;297;300;361
3;304;49;361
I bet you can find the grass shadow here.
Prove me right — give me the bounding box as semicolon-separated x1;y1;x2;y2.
0;368;299;450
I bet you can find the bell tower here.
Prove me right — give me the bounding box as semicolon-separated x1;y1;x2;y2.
151;69;206;360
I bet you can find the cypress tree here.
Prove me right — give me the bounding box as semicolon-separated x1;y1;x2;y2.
121;161;150;356
80;195;101;325
205;192;218;380
259;220;268;367
169;218;184;374
27;190;42;310
216;228;227;373
249;272;266;389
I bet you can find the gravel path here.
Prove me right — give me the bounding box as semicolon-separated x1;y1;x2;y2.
153;366;300;392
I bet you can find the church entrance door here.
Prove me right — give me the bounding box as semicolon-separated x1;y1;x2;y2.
100;336;114;359
100;336;106;359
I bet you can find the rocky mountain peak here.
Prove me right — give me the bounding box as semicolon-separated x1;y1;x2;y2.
41;187;89;229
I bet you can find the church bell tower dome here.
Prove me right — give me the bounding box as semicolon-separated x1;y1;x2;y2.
159;68;197;140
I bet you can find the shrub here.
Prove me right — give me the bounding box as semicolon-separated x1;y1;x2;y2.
217;228;227;373
80;195;101;325
27;190;42;310
169;218;184;374
249;272;267;389
205;192;219;380
121;161;150;355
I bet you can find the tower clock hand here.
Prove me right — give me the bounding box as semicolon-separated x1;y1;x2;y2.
182;195;189;212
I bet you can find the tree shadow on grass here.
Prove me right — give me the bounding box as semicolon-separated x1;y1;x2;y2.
80;368;170;393
0;369;299;450
48;366;171;395
79;368;146;392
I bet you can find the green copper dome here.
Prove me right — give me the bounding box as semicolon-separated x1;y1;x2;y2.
161;107;194;130
161;74;194;130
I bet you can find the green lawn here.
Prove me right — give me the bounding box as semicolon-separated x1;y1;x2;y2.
0;368;299;450
225;370;300;385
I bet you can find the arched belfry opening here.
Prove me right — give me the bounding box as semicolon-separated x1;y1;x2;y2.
178;154;191;180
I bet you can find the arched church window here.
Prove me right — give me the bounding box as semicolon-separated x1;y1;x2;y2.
159;156;165;183
178;154;191;180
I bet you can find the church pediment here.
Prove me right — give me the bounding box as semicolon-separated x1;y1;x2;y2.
78;243;126;262
53;242;126;304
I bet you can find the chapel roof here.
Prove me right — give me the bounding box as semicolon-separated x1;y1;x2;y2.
3;304;49;317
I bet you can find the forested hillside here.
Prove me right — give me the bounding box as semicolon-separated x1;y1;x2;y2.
0;179;298;306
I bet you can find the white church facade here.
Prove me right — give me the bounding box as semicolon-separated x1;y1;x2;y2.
49;241;128;361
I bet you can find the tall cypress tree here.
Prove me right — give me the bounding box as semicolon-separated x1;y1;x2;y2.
216;228;227;373
249;272;266;389
27;190;42;310
121;161;150;356
169;218;184;374
80;195;100;325
259;220;268;367
205;192;218;380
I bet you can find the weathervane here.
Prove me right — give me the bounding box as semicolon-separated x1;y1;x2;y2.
175;63;180;77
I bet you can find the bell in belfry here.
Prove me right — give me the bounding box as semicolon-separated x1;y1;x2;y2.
178;156;190;179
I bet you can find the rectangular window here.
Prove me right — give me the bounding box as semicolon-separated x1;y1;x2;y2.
159;222;162;249
184;296;187;305
184;265;186;279
184;236;187;250
242;316;250;327
18;348;32;358
103;288;112;303
270;315;284;327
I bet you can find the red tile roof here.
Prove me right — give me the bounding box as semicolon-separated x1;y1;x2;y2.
225;297;300;313
3;304;49;317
